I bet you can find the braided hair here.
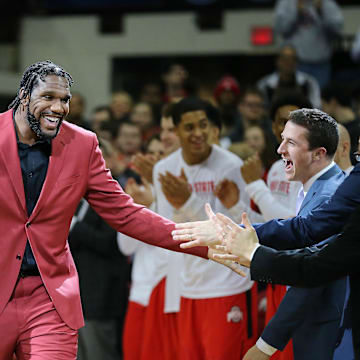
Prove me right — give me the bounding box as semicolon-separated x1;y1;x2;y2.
8;60;74;111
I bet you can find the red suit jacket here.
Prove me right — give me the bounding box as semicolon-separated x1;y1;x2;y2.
0;109;207;330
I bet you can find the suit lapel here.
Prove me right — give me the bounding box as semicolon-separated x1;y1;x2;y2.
299;164;340;214
0;110;27;215
299;182;319;214
29;126;69;221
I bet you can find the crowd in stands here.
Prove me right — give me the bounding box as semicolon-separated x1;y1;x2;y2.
65;1;360;358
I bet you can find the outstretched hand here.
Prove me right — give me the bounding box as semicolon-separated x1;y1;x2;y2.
208;247;247;277
172;203;221;248
212;212;259;268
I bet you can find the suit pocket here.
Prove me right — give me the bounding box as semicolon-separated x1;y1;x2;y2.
56;174;82;188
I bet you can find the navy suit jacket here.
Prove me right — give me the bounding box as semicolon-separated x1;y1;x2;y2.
250;163;360;358
260;164;347;359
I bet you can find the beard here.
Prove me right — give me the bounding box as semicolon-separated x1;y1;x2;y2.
26;107;63;141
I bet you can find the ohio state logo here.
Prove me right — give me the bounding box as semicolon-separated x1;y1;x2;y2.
226;306;243;323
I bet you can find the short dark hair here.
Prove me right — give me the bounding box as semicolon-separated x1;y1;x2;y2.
240;86;265;102
9;60;73;111
93;104;114;117
206;103;222;132
145;133;161;151
99;119;120;140
172;96;219;127
161;102;175;118
289;108;339;157
117;119;141;136
321;82;352;108
269;90;313;121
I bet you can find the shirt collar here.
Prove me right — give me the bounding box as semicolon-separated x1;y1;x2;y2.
345;166;354;175
303;161;335;194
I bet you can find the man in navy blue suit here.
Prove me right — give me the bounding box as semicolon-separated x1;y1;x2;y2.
242;109;347;359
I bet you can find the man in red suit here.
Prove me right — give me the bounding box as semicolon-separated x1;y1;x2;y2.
0;60;215;359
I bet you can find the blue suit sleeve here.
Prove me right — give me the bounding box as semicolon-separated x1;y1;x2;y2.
261;286;324;350
254;165;360;250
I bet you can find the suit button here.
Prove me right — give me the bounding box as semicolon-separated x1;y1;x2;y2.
16;254;22;260
26;222;31;228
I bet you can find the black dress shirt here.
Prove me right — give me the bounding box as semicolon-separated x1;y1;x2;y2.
16;124;51;273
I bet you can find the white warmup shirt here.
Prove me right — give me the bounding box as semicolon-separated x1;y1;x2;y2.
229;159;302;223
117;199;170;307
153;145;258;311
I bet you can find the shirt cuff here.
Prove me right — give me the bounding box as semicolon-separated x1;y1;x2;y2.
256;337;278;356
250;243;261;261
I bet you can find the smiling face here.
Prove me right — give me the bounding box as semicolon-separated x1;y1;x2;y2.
277;121;316;184
175;110;212;165
24;75;71;141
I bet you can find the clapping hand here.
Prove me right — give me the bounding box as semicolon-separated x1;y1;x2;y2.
132;153;157;184
125;177;154;208
158;168;191;209
240;153;263;184
214;179;239;209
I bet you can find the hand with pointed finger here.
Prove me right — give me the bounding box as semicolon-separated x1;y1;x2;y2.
172;203;221;248
215;212;259;268
243;345;270;360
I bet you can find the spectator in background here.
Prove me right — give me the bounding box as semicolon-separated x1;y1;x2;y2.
162;63;189;103
244;125;278;176
321;81;360;165
139;81;164;124
146;134;165;161
132;102;180;186
160;102;181;157
97;116;121;143
130;102;160;143
351;83;360;121
334;123;355;174
350;27;360;63
89;105;114;135
69;138;131;360
274;0;344;89
257;45;321;108
221;87;271;149
206;100;223;146
213;75;242;138
110;91;133;122
67;91;91;130
114;121;143;188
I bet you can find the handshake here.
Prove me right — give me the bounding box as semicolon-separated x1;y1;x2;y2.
171;203;260;276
